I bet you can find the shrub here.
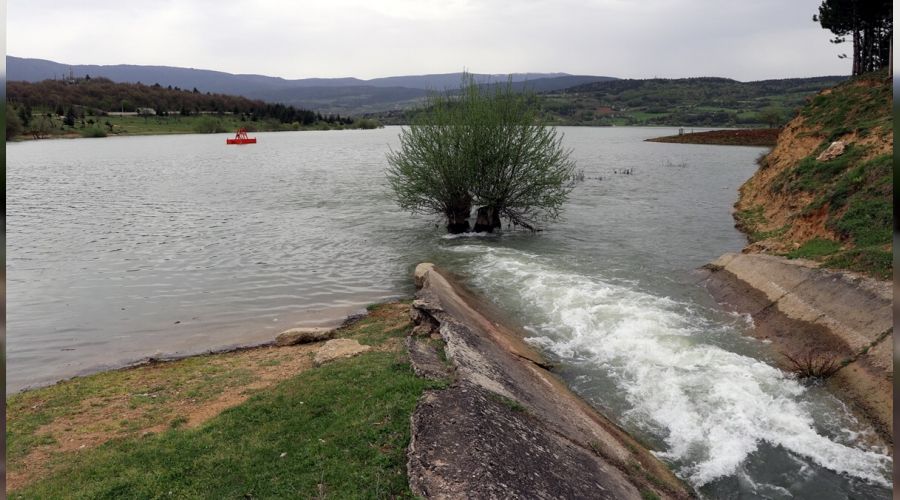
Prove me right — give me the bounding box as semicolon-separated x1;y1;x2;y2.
79;127;108;138
192;116;227;134
783;349;840;379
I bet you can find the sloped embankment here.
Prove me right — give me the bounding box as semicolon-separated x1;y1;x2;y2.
405;263;693;499
704;71;893;444
733;70;892;280
702;253;892;444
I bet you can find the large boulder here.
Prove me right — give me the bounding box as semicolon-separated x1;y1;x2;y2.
815;140;846;161
314;338;371;365
274;327;334;346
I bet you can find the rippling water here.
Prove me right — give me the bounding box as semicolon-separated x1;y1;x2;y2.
7;127;891;497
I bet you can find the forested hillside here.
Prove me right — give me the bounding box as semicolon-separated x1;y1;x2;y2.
540;75;849;127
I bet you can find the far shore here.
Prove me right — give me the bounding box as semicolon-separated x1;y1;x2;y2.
646;127;780;146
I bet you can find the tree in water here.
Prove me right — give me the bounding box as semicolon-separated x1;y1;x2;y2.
386;75;575;233
814;0;892;75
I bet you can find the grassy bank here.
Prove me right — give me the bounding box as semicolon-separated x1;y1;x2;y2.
646;128;780;146
733;70;892;280
7;302;445;498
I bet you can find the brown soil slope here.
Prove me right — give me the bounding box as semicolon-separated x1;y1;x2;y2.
733;70;892;280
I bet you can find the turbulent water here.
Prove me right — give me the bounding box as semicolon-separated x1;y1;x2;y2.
7;126;891;497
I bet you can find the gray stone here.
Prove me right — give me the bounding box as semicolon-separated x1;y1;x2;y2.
274;327;334;346
314;338;371;366
815;140;846;161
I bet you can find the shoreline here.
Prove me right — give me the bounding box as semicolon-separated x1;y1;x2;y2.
645;127;780;146
7;124;384;142
7;303;373;395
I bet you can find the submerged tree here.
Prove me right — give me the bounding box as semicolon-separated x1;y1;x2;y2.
386;75;575;233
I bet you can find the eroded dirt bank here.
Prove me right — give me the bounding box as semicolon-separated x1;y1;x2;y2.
405;263;693;499
702;252;892;444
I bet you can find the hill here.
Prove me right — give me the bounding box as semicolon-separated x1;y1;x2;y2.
733;70;892;279
7;56;615;115
540;75;849;127
5;77;380;139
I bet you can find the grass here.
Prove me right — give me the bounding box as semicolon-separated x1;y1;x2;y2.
733;205;765;235
823;247;892;280
786;238;842;260
8;302;441;498
11;113;381;140
742;71;893;280
772;144;867;194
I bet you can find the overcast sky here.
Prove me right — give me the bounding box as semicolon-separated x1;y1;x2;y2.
8;0;850;81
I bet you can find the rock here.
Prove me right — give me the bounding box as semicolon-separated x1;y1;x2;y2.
275;327;334;346
313;339;371;366
413;263;435;289
816;140;846;161
407;263;692;499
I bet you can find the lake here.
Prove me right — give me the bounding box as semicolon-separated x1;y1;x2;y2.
6;126;891;497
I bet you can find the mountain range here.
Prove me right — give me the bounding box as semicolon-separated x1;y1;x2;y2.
6;56;616;114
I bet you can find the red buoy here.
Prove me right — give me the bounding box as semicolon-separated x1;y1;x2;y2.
226;128;256;144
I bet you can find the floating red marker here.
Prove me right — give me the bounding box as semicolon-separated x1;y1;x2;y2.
226;128;256;144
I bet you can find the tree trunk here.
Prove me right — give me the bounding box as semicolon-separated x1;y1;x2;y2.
472;206;502;233
445;197;472;234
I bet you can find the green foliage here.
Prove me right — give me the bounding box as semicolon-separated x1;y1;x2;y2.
801;73;892;139
353;118;382;129
773;144;867;194
733;205;766;236
10;352;433;499
192;116;228;134
786;238;842;259
641;489;662;500
387;74;575;232
823;247;892;280
829;198;892;246
6;104;24;139
814;0;892;75
79;127;107;138
535;75;846;127
7;78;354;127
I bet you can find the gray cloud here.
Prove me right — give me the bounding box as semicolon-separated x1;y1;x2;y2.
8;0;849;80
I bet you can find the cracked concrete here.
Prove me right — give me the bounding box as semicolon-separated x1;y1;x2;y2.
702;252;893;444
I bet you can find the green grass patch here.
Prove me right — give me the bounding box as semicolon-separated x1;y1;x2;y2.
78;127;107;138
829;198;892;247
786;238;842;259
823;247;892;280
750;224;789;243
6;358;258;464
10;351;438;499
734;205;765;233
774;144;868;194
641;489;662;500
488;393;526;413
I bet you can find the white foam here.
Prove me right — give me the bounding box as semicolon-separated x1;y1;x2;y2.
440;231;501;240
463;247;892;487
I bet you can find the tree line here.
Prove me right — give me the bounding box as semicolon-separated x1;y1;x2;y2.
6;77;353;125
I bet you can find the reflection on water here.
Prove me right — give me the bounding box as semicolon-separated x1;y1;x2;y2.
7;126;890;496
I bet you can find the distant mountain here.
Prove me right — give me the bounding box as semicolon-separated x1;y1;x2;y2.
6;56;617;114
